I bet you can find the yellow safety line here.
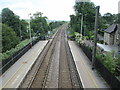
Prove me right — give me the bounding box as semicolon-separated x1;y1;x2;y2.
0;42;46;89
69;42;99;88
78;49;99;88
0;64;23;89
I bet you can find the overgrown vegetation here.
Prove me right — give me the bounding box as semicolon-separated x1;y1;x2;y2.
1;39;31;61
68;1;120;76
49;21;65;30
96;51;119;75
69;2;119;39
2;23;20;52
30;12;50;39
74;33;120;75
1;8;29;53
70;2;96;37
48;26;61;38
1;8;65;61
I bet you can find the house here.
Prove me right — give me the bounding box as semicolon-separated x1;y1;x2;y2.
104;24;119;45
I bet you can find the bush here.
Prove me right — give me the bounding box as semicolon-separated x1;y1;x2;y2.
104;53;117;74
96;51;119;75
1;39;31;61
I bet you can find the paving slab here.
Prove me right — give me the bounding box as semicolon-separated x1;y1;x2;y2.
68;41;110;88
0;40;48;89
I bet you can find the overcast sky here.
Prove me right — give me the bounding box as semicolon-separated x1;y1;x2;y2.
0;0;120;21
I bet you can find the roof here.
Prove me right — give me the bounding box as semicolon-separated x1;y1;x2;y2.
104;24;118;33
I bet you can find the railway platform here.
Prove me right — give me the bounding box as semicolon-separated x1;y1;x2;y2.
68;41;110;88
0;40;48;89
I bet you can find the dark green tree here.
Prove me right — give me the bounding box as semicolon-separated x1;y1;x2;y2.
74;2;96;31
49;21;65;30
2;8;20;37
2;23;20;52
115;13;120;24
102;13;115;25
30;12;50;39
19;19;29;40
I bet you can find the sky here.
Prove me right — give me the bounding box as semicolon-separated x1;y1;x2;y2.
0;0;120;21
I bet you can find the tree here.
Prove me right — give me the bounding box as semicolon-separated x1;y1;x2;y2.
2;8;30;40
115;13;120;24
2;8;20;37
30;12;50;39
49;21;65;30
74;2;96;31
19;19;29;40
2;23;20;52
69;2;96;39
102;13;114;25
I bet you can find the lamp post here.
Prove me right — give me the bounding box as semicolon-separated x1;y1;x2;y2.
28;13;32;48
28;13;32;40
81;14;83;37
79;13;83;37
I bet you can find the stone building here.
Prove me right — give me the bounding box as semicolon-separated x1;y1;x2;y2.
104;24;119;45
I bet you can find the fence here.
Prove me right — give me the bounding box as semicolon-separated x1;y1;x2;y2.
80;44;120;89
0;37;42;75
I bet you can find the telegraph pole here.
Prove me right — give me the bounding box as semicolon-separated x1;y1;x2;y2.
118;1;120;58
28;13;32;48
92;6;100;69
118;22;120;58
28;13;32;40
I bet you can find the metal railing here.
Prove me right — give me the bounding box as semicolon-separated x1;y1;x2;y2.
0;37;42;75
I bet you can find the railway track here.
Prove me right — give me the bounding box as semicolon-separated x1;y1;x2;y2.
20;24;82;89
29;27;60;88
59;25;72;88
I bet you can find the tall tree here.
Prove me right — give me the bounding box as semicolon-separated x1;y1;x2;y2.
49;21;65;30
74;2;96;31
19;19;29;40
2;23;19;52
2;8;20;37
102;13;114;25
30;12;50;39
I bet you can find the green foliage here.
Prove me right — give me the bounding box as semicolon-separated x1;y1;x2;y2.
2;8;20;36
69;2;96;40
96;51;119;74
30;12;50;39
19;19;29;40
104;53;117;73
115;13;120;24
102;13;115;25
1;8;31;52
98;13;118;36
67;27;75;37
49;21;65;30
67;26;75;40
69;2;118;39
2;23;20;52
87;31;94;40
73;2;96;31
1;39;31;61
75;32;82;44
48;26;61;38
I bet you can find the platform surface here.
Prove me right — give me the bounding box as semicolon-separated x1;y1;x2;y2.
68;41;109;88
0;40;48;89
